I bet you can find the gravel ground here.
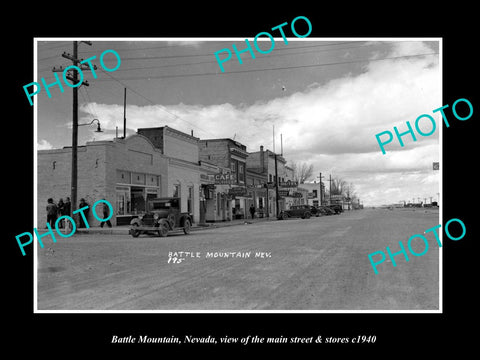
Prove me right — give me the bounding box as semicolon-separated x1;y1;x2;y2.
36;208;440;311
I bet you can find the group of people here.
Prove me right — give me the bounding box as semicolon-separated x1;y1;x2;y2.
45;197;112;229
46;197;72;229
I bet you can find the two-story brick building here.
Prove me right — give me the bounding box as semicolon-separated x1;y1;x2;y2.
246;145;295;217
198;138;250;220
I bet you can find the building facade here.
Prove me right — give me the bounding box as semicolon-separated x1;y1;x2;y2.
37;134;168;227
300;182;325;207
137;126;202;223
198;138;249;220
246;145;297;216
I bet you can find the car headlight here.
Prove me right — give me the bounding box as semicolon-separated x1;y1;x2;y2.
153;213;160;220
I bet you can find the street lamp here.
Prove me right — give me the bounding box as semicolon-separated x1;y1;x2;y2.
79;118;103;132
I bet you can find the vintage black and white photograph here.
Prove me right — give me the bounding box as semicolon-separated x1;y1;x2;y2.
33;37;442;312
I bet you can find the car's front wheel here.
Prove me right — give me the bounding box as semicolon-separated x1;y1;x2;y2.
158;222;169;237
183;219;191;235
304;212;311;219
282;212;289;220
130;223;140;238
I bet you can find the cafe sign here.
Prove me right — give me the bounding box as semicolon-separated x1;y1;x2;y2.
210;173;235;185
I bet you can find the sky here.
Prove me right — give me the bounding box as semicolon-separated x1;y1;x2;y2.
35;38;441;207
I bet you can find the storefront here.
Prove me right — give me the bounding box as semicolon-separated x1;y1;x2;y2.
37;134;169;227
115;170;163;225
229;186;250;219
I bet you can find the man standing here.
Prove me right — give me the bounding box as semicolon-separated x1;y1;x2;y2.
249;204;256;219
63;197;72;231
100;199;113;228
46;198;57;228
78;198;89;228
57;198;65;228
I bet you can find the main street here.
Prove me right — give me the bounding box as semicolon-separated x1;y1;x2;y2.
37;208;440;311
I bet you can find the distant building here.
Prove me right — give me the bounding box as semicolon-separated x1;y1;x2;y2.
247;145;300;215
297;182;325;207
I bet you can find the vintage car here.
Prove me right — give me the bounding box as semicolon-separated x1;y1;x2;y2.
129;197;193;238
277;205;316;220
317;205;336;215
328;204;343;214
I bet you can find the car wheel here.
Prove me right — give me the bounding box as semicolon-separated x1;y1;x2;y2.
183;219;191;235
158;222;169;237
282;212;288;220
304;212;311;219
130;223;140;238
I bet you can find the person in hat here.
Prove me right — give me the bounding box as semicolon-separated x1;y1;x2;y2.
57;198;65;228
78;198;89;228
249;203;256;219
46;198;57;229
100;199;112;228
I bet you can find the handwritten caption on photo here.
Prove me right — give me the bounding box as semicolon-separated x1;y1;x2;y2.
167;251;272;264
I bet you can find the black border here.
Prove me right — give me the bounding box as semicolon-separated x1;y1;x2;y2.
8;5;477;354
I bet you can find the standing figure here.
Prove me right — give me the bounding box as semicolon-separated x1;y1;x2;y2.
46;198;57;229
57;198;65;228
100;199;112;228
78;198;89;228
63;197;72;230
249;204;256;219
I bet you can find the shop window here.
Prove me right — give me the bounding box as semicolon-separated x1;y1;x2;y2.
238;163;245;183
173;183;180;198
187;186;193;213
116;187;130;215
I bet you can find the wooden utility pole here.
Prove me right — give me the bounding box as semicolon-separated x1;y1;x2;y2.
329;174;332;205
123;87;127;138
53;41;94;219
274;153;279;217
317;172;323;206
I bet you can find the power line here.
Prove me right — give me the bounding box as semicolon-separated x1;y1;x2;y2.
94;52;439;82
105;42;371;73
117;41;367;62
36;42;368;74
97;68;218;137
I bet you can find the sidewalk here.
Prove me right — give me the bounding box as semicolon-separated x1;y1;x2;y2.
43;215;278;235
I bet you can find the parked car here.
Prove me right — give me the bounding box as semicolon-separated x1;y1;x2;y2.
129;197;193;238
327;204;343;214
317;205;335;215
278;205;315;220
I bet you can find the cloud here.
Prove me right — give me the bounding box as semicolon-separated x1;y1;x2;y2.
37;139;53;150
78;41;440;205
